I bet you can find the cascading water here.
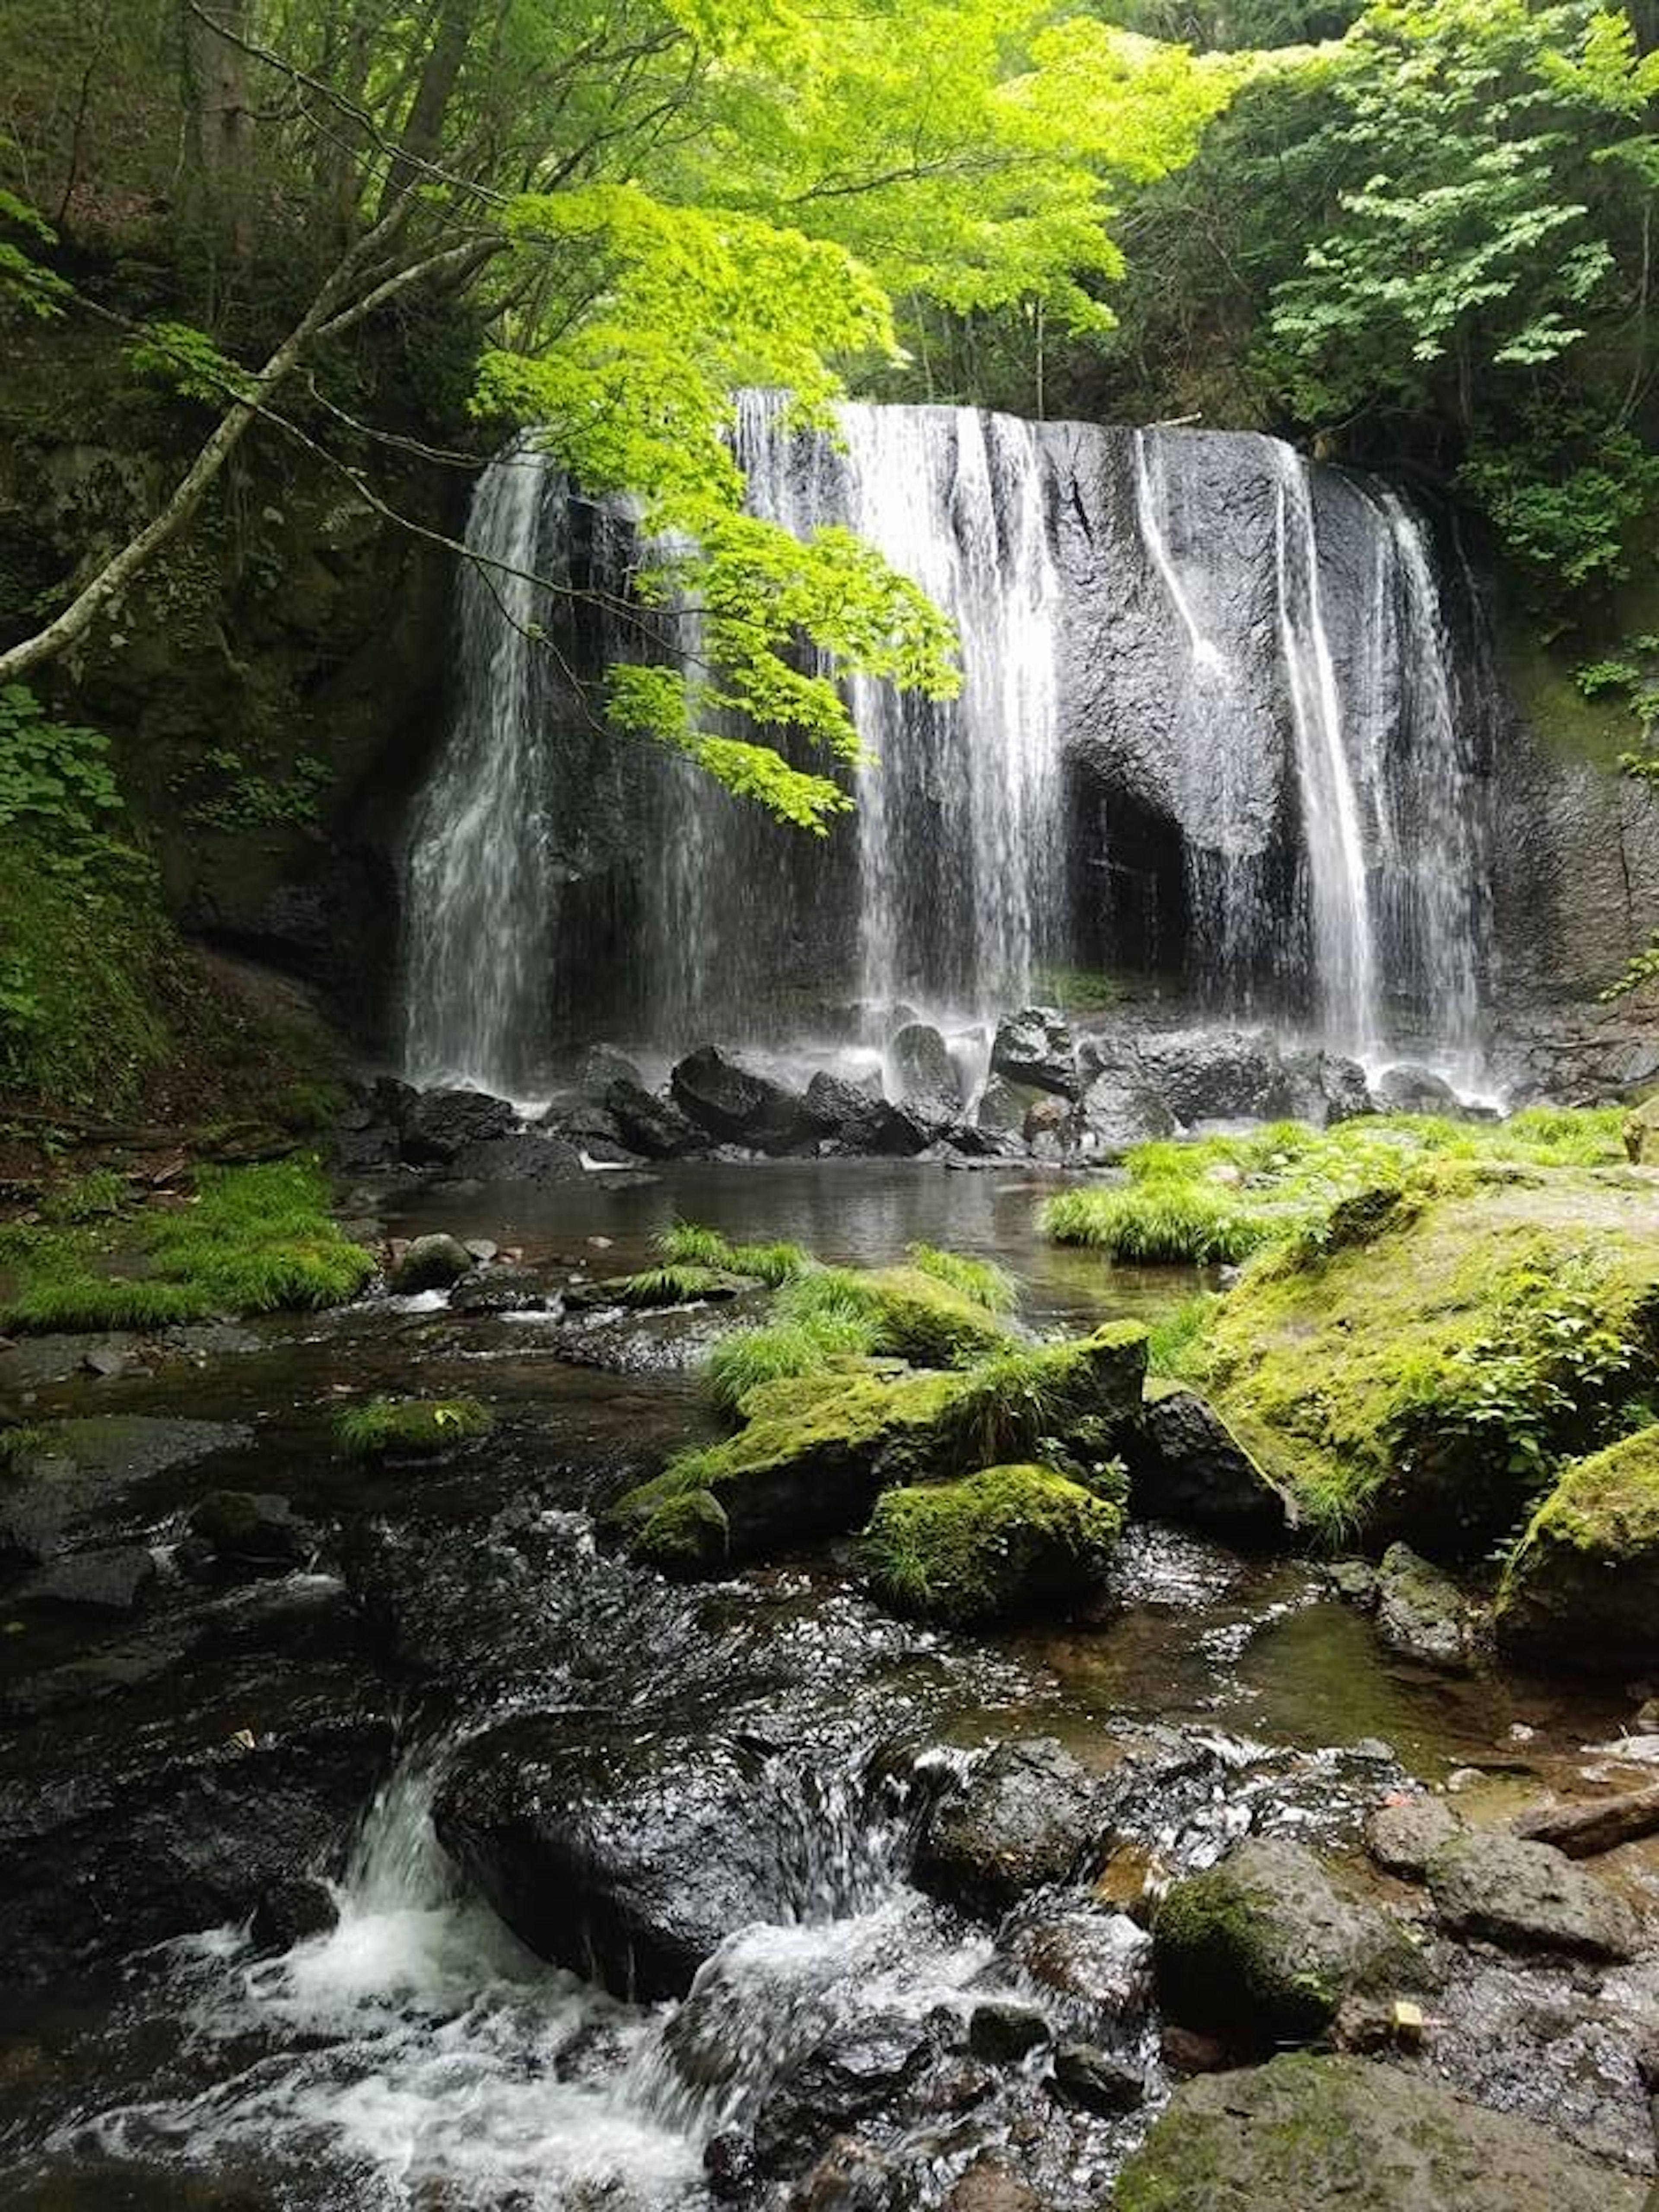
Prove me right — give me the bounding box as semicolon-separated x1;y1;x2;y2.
400;444;560;1098
1271;444;1381;1054
398;404;1492;1083
839;403;1065;1016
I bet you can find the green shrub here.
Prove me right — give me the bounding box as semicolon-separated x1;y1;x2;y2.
334;1395;494;1458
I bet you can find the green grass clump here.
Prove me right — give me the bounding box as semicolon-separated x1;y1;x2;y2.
334;1395;494;1458
938;1322;1148;1467
704;1311;878;1415
39;1169;131;1226
860;1463;1122;1625
0;1160;373;1333
656;1221;810;1286
905;1241;1018;1313
617;1263;739;1307
0;1424;48;1473
1145;1293;1220;1379
1042;1180;1278;1265
781;1262;1013;1367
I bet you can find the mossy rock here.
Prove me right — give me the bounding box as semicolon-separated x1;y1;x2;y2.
334;1396;494;1459
1202;1172;1659;1554
1152;1837;1428;2047
612;1322;1149;1570
860;1462;1122;1625
852;1264;1015;1366
1494;1427;1659;1671
1112;2053;1646;2212
629;1487;730;1576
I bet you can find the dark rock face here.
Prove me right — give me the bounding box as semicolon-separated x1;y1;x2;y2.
888;1023;963;1126
400;1089;516;1166
803;1071;928;1156
990;1007;1076;1096
1375;1062;1459;1112
248;1873;339;1954
753;2015;934;2175
574;1044;643;1098
604;1078;705;1158
1425;1830;1643;1960
1131;1387;1292;1538
670;1046;810;1153
914;1739;1106;1920
1048;2040;1145;2114
388;1233;474;1293
966;2000;1051;2064
434;1718;823;1999
447;1264;549;1316
1154;1837;1425;2046
1113;2053;1648;2212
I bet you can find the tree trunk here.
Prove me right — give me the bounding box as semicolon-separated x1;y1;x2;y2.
184;0;258;260
378;0;478;223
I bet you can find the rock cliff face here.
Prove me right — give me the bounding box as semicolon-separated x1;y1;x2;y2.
0;321;461;1046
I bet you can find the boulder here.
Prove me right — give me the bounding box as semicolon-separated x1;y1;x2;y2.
990;1007;1077;1097
1070;1070;1175;1157
860;1464;1121;1626
974;1074;1045;1142
803;1071;928;1156
1048;2040;1144;2114
1130;1385;1292;1538
998;1906;1154;2027
183;1491;315;1578
944;2161;1040;2212
447;1263;548;1316
388;1233;474;1293
967;2000;1051;2063
1425;1829;1643;1960
434;1717;818;1999
447;1131;584;1184
1279;1049;1374;1125
604;1078;704;1159
888;1023;963;1126
1374;1063;1459;1113
574;1044;643;1099
670;1046;810;1153
753;2015;934;2176
1366;1795;1463;1881
1130;1028;1290;1123
914;1738;1106;1919
22;1544;157;1613
1154;1837;1425;2046
1112;2053;1647;2212
1373;1543;1478;1670
248;1873;338;1953
1494;1429;1659;1672
400;1087;515;1166
1512;1783;1659;1859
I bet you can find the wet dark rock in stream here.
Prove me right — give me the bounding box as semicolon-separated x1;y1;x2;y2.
671;1046;814;1154
397;1085;516;1164
1129;1385;1292;1538
1425;1828;1646;1959
914;1739;1107;1920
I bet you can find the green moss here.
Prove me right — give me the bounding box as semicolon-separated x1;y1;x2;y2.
903;1242;1018;1314
861;1462;1122;1624
630;1486;730;1575
334;1395;494;1459
0;1160;374;1332
937;1322;1148;1467
1191;1172;1659;1553
1495;1426;1659;1669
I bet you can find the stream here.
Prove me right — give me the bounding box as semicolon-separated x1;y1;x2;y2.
3;1163;1657;2209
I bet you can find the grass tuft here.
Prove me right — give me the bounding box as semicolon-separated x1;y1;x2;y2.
704;1312;877;1415
905;1241;1018;1313
656;1220;810;1286
1042;1180;1276;1265
334;1395;494;1458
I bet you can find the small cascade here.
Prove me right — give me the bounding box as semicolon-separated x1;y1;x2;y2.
1134;428;1227;680
400;445;559;1098
1271;444;1380;1054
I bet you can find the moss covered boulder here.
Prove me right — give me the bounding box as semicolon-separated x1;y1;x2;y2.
860;1463;1122;1625
1112;2054;1645;2212
1153;1837;1427;2047
1495;1427;1659;1670
614;1322;1148;1573
845;1264;1015;1366
1201;1171;1659;1554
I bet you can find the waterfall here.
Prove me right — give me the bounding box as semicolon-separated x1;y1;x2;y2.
397;404;1492;1087
839;404;1065;1015
400;444;559;1098
1271;445;1380;1054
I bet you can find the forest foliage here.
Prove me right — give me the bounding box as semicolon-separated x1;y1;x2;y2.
0;0;1656;816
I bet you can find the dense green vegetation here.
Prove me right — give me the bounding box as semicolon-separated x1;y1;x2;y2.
0;1160;374;1330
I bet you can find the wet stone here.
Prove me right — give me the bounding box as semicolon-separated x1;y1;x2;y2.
387;1232;474;1293
248;1873;338;1954
966;2000;1052;2064
943;2158;1042;2212
998;1906;1154;2027
753;2015;934;2176
1373;1543;1478;1671
1048;2039;1145;2115
1426;1829;1645;1960
1367;1794;1464;1880
22;1544;158;1613
915;1738;1106;1920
